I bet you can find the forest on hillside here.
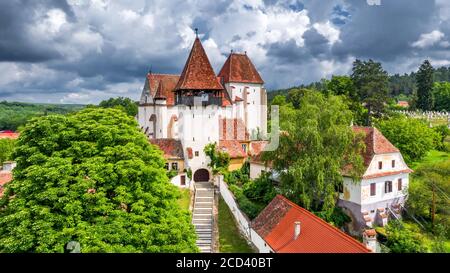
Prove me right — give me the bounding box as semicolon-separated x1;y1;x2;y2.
268;66;450;104
0;101;84;131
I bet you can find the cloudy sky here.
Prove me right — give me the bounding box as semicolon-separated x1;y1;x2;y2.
0;0;449;104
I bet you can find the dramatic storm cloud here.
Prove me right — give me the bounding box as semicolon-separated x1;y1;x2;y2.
0;0;449;104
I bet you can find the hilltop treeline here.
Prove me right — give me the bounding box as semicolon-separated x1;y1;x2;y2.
269;66;450;102
0;101;84;131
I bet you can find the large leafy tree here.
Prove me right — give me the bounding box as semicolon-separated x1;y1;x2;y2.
99;97;138;117
0;108;197;253
326;75;367;124
433;82;450;111
416;60;434;111
263;90;365;219
376;115;439;163
351;59;389;125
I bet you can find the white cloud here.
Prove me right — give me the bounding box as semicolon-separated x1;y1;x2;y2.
411;30;445;48
313;21;340;45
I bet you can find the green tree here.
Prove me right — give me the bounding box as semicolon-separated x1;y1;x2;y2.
263;90;365;219
416;60;434;111
351;59;389;125
433;82;450;111
376;116;439;163
407;160;450;237
385;221;426;253
326;75;367;124
326;75;357;98
99;97;138;117
0;139;15;165
204;142;230;175
432;124;450;151
0;108;197;253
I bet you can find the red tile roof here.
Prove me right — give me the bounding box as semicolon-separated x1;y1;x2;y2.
353;126;399;168
218;140;247;158
175;38;224;90
149;138;184;159
147;73;180;105
0;171;13;197
249;141;269;164
252;195;370;253
0;131;19;139
218;53;264;84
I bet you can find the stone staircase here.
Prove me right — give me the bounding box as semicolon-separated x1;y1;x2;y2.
192;182;214;253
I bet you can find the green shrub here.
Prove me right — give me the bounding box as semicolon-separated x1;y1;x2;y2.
242;173;276;205
385;221;427;253
327;207;351;228
229;185;264;219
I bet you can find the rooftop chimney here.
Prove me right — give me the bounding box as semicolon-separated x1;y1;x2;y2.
294;221;301;239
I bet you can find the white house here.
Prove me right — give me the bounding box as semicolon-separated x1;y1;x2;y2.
338;126;412;230
138;35;267;185
249;126;412;231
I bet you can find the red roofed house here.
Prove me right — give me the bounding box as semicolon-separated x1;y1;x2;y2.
0;161;16;197
338;126;413;230
251;195;370;253
138;32;267;184
0;131;20;140
149;138;187;187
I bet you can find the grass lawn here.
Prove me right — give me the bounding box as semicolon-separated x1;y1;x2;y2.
218;196;254;253
177;188;191;211
411;149;450;170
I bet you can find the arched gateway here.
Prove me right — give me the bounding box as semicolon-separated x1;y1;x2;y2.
193;168;210;182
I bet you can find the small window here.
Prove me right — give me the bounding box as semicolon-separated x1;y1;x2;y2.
164;163;169;170
385;181;393;193
370;210;375;213
172;162;178;171
338;183;344;193
378;161;383;170
392;160;395;168
195;151;199;157
398;178;402;191
193;137;195;142
242;144;247;153
370;183;376;196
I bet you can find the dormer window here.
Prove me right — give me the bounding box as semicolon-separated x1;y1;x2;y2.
392;160;395;168
378;161;383;170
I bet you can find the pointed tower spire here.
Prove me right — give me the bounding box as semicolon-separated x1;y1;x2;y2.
175;36;223;90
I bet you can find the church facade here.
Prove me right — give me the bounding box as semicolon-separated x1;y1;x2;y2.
138;36;267;187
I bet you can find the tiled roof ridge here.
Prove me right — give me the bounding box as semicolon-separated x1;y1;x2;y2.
276;195;370;252
252;195;292;238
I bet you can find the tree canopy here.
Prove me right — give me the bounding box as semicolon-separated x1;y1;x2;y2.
0;101;83;131
351;59;389;124
0;139;15;166
0;108;197;253
99;97;138;117
433;82;450;111
416;60;434;111
204;142;230;175
263;90;365;219
376;115;439;163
